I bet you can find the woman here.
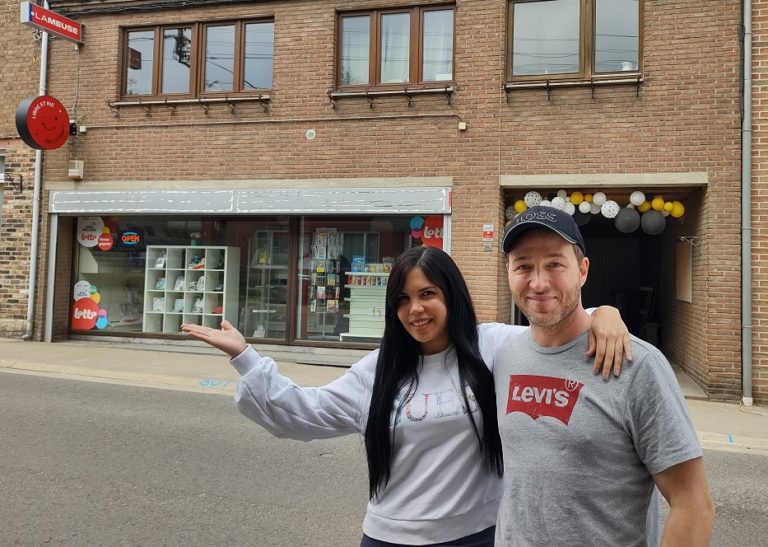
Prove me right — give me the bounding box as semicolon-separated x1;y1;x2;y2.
182;246;629;546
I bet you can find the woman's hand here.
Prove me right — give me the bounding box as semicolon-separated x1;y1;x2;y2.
181;320;248;359
587;306;633;379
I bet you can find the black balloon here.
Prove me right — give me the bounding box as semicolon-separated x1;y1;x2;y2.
615;208;641;233
573;210;591;226
640;210;666;235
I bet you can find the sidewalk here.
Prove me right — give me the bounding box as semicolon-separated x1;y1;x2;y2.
1;338;766;455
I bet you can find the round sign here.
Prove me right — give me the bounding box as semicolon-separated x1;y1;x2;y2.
98;233;114;251
15;95;70;150
76;217;105;248
71;298;99;330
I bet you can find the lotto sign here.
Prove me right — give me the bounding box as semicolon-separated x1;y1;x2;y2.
421;216;444;249
20;2;83;43
71;298;99;330
76;217;104;247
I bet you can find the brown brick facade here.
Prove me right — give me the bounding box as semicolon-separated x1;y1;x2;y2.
2;0;759;401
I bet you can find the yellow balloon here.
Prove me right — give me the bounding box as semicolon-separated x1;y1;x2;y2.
514;200;527;213
638;201;652;213
671;201;685;218
505;219;513;228
90;292;101;304
102;227;111;234
584;193;593;203
651;197;665;211
664;202;674;212
570;191;584;205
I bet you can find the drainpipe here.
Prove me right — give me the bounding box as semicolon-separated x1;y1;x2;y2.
741;0;753;406
23;6;49;340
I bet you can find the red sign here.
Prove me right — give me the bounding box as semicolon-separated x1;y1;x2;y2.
420;215;444;249
98;233;114;251
129;47;142;70
71;298;99;330
505;375;584;426
15;95;70;150
20;2;83;43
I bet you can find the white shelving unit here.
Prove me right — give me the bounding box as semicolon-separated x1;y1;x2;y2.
143;245;240;334
340;272;388;340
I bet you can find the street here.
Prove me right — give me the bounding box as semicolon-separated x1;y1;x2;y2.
2;372;767;546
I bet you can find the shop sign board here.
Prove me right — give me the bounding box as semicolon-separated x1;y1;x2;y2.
15;95;70;150
76;216;104;247
20;2;83;43
421;215;444;249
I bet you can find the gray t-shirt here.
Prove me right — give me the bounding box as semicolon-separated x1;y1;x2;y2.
493;330;702;546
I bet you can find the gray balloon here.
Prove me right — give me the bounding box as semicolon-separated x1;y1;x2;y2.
615;208;641;233
573;210;591;226
640;210;666;235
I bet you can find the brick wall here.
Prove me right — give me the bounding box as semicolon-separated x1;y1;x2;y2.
35;0;750;399
0;0;44;337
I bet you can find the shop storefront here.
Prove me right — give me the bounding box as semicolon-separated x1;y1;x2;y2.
50;187;450;346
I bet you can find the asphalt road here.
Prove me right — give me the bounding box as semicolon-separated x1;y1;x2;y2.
2;372;767;546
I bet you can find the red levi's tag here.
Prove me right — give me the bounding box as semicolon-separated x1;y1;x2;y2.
505;375;584;426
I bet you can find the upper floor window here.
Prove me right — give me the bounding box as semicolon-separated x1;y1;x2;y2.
122;20;274;98
337;5;454;88
507;0;640;80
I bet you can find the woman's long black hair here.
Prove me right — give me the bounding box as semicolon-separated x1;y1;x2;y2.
364;246;503;500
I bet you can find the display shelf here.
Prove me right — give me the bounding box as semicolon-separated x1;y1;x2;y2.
340;272;388;340
245;230;289;339
143;245;239;334
306;258;342;340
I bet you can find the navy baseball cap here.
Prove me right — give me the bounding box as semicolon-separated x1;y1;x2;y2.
502;206;586;254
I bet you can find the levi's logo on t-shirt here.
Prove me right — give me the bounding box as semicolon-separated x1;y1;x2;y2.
505;375;584;425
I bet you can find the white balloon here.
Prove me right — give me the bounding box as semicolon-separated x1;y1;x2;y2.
626;203;635;209
662;209;671;217
629;190;646;206
590;202;601;214
557;189;567;198
524;191;543;207
551;196;566;210
505;206;517;220
601;200;620;219
592;192;607;206
564;202;576;215
539;200;552;208
578;201;592;214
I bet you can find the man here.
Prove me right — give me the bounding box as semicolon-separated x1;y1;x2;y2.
494;205;715;546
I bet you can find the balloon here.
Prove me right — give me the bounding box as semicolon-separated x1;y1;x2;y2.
590;203;601;214
592;192;607;206
664;201;674;212
629;191;645;206
615;208;641;233
651;197;665;211
410;216;424;229
551;196;566;210
573;210;591;226
570;191;584;205
557;189;567;198
524;191;542;207
564;202;576;215
662;209;671;217
601;200;620;219
671;201;685;218
585;193;593;203
578;201;592;214
641;210;666;235
514;200;527;214
539;199;552;208
626;203;635;209
638;200;652;213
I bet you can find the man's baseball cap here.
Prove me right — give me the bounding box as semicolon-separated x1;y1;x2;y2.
502;206;586;254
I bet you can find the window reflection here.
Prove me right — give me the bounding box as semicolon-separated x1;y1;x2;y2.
512;0;580;76
161;28;191;94
380;13;410;84
244;22;274;89
422;10;453;81
341;16;370;85
126;30;154;95
205;25;235;92
595;0;639;72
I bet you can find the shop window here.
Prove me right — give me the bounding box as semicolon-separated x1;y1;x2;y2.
122;20;274;99
507;0;640;80
337;5;454;88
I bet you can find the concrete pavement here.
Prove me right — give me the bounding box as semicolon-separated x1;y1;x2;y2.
0;337;766;456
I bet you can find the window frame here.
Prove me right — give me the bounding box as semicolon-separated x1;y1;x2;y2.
336;4;456;90
119;18;274;100
506;0;643;82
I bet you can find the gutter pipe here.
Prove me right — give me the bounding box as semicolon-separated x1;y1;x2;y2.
742;0;754;406
23;3;49;340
